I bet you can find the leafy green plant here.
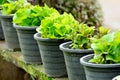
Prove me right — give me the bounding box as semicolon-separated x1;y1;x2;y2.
0;0;14;5
43;0;103;27
89;31;120;64
13;4;59;26
0;0;7;5
68;23;95;49
68;23;110;49
37;12;79;39
2;0;30;15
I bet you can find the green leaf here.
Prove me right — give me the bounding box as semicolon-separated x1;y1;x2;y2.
2;0;30;15
0;0;7;4
39;12;78;39
90;31;120;64
99;26;110;35
69;23;95;49
13;5;59;26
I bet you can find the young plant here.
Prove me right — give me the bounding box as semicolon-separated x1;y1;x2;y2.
68;23;110;49
68;23;95;49
13;5;59;26
37;12;79;39
0;0;12;5
89;31;120;64
2;0;30;15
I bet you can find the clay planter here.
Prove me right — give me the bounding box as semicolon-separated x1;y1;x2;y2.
0;14;20;50
59;41;93;80
13;24;42;64
34;33;67;77
80;54;120;80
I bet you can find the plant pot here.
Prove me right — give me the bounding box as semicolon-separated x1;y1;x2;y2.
0;11;4;40
13;24;42;64
0;21;4;40
0;14;20;50
34;33;67;77
80;54;120;80
59;41;94;80
112;75;120;80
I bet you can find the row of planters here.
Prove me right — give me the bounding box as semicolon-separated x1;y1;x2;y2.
1;0;120;80
0;0;104;40
0;0;67;77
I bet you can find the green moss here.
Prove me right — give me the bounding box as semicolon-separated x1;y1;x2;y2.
0;49;68;80
0;50;53;80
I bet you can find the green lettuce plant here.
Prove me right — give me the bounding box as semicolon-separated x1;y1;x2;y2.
0;0;7;5
0;0;18;4
13;5;59;26
68;23;95;49
37;12;79;39
67;23;110;49
89;31;120;64
2;0;30;15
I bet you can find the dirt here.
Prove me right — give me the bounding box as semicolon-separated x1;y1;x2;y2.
0;55;33;80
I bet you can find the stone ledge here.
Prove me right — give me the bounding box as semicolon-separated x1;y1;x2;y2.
0;49;68;80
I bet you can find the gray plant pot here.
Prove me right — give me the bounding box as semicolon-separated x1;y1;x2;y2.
0;14;20;50
80;54;120;80
13;24;42;64
59;41;94;80
112;75;120;80
34;33;67;77
0;21;4;40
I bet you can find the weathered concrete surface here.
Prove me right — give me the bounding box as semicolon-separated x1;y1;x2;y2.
0;40;6;49
0;50;68;80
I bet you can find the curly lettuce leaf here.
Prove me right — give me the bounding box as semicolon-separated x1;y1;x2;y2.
39;12;78;39
90;31;120;64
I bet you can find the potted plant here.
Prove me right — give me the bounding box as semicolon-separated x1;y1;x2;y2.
34;12;78;77
59;23;109;80
0;0;8;40
80;31;120;80
0;0;18;40
0;0;6;40
13;5;59;64
0;0;30;50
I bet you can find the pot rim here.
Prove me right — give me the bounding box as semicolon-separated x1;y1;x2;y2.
13;24;38;30
59;41;94;54
0;13;13;18
34;33;64;42
80;54;120;68
112;75;120;80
